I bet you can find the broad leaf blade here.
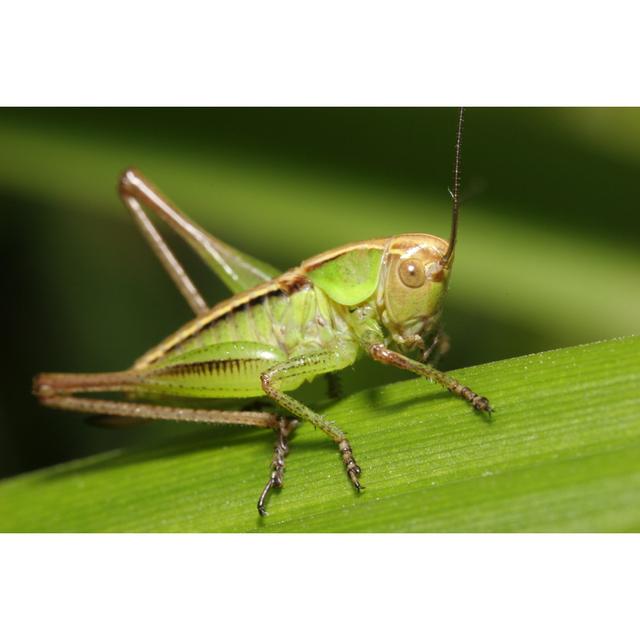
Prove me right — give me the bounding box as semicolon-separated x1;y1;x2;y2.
1;336;638;532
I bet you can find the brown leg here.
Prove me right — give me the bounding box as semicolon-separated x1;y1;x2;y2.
37;391;282;428
369;344;493;413
257;419;299;516
121;190;209;316
119;169;210;315
118;168;278;307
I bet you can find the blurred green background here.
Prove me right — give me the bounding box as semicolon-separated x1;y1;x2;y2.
1;108;638;480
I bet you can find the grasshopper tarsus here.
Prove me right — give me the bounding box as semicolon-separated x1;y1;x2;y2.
460;389;493;415
339;438;363;491
473;396;493;414
476;398;495;423
257;418;296;516
257;478;275;517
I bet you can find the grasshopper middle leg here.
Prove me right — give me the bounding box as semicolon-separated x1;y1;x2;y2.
260;348;362;491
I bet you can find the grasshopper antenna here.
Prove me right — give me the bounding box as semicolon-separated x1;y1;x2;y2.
439;106;465;268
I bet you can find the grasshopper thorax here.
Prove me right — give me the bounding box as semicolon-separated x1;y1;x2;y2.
377;233;452;352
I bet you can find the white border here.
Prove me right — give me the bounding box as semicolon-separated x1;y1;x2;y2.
1;535;638;639
2;3;639;638
2;1;640;105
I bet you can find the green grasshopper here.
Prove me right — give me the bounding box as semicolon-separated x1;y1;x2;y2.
34;108;491;515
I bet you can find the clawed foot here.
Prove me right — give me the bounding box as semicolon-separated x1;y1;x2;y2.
339;439;362;491
455;383;493;416
472;395;493;415
257;424;363;516
257;475;281;517
257;418;297;516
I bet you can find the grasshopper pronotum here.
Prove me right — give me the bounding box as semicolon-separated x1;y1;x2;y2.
34;108;491;515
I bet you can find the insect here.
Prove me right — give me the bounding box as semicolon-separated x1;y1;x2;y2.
33;108;492;515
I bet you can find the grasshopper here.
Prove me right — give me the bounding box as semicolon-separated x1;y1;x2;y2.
33;108;491;515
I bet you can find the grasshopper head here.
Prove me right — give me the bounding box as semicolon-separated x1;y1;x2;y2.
377;233;452;352
378;107;465;355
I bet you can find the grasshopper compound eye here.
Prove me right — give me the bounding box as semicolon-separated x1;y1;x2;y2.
398;259;426;288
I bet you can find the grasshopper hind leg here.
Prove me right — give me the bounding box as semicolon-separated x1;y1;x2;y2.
257;418;298;516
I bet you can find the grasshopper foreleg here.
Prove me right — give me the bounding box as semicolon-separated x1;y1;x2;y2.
368;344;493;413
260;349;362;491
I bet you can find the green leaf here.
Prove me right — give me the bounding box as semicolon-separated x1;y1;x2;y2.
2;336;639;532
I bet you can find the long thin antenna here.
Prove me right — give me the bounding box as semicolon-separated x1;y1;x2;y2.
440;107;464;266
